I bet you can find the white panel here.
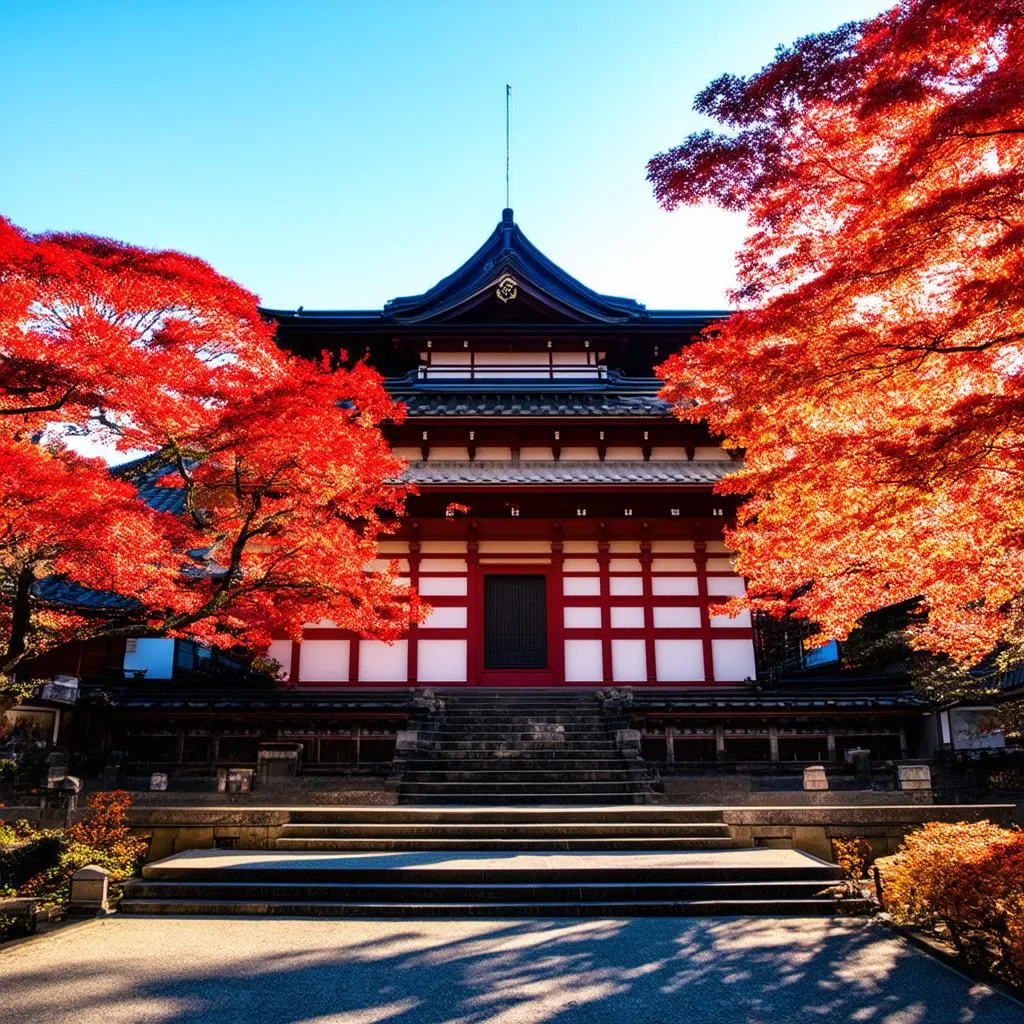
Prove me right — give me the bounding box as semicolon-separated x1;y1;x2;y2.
391;447;421;460
417;639;467;683
552;351;588;365
420;606;468;629
707;558;736;572
564;606;602;629
655;639;705;682
712;638;757;682
564;577;601;596
366;559;410;572
612;639;647;682
475;447;511;460
419;558;468;572
124;639;175;680
653;606;702;629
564;559;600;572
609;559;642;572
711;609;752;628
608;541;640;553
418;576;468;596
474;351;544;365
431;351;471;365
520;447;553;461
611;607;645;629
605;447;644;461
651;540;695;553
564;540;598;553
302;619;338;629
358;640;408;682
708;577;746;597
299;639;350;682
652;577;700;596
421;541;466;553
652;559;696;572
560;446;599;461
564;639;604;682
610;577;643;596
427;446;470;461
478;540;550;553
706;541;731;553
693;446;727;461
266;640;293;678
649;446;689;461
377;541;409;554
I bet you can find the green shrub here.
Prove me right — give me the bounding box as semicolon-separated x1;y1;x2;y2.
0;834;63;893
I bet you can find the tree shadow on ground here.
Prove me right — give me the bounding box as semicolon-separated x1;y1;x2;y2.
2;915;1021;1024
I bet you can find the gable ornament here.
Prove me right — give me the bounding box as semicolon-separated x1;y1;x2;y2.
496;275;519;303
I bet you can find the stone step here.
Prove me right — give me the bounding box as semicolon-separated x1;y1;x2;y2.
124;879;831;904
426;731;614;741
431;741;618;752
399;770;651;783
119;896;869;917
406;758;636;770
409;750;628;762
278;823;731;839
273;837;735;851
399;779;655;792
398;793;659;805
285;807;726;824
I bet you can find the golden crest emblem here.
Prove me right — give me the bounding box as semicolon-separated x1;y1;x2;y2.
496;275;519;303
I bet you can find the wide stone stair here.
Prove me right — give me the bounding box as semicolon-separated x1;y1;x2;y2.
393;690;663;805
120;806;865;917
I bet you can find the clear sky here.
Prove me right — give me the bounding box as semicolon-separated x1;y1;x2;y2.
3;0;888;312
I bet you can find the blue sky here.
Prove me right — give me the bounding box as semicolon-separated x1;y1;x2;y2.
3;1;887;311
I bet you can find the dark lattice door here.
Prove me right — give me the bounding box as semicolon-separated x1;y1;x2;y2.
484;575;548;669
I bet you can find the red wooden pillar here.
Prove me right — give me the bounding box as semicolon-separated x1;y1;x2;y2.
598;536;613;684
694;539;715;683
550;534;566;685
640;538;656;684
407;538;421;684
466;536;481;686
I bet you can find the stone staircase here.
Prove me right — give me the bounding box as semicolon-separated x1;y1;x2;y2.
393;689;663;805
120;806;866;917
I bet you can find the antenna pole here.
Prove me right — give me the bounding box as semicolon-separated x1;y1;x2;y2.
505;84;511;208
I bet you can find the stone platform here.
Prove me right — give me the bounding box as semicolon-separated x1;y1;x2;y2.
121;846;863;918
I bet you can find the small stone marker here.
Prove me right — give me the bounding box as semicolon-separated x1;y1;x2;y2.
395;730;420;754
69;865;110;914
804;765;829;790
898;764;932;790
149;772;168;791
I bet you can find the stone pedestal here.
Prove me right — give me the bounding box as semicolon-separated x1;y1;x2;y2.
804;765;829;791
257;742;303;787
69;865;110;915
898;764;932;791
615;729;642;759
395;730;420;754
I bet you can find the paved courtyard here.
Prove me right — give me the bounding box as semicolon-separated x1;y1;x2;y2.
2;915;1023;1024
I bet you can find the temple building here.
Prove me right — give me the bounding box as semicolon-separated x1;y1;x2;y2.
10;210;947;779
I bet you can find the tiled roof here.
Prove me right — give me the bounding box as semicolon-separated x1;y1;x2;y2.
397;391;671;418
402;459;735;486
32;576;137;611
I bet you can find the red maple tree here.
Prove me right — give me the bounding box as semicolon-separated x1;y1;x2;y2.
1;219;419;706
648;0;1023;663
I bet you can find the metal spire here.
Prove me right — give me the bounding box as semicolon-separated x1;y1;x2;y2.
505;84;511;209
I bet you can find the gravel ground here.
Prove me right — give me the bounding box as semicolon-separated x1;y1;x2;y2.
2;914;1022;1024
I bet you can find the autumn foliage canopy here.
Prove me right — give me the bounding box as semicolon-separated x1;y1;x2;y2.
0;220;419;694
649;0;1024;662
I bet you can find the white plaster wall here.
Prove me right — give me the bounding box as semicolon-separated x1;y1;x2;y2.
711;638;757;682
418;577;468;596
612;639;647;682
609;577;643;596
418;559;468;572
609;558;642;572
520;447;553;461
564;559;600;572
475;447;512;460
427;447;470;461
655;639;705;682
653;606;702;629
564;607;602;629
266;640;293;678
711;609;752;628
564;639;604;682
564;577;601;597
707;577;746;597
420;541;467;554
358;640;408;683
652;559;696;572
611;607;645;629
417;639;467;683
649;446;689;461
299;639;350;682
478;540;550;553
559;446;599;460
420;606;468;629
652;577;700;596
